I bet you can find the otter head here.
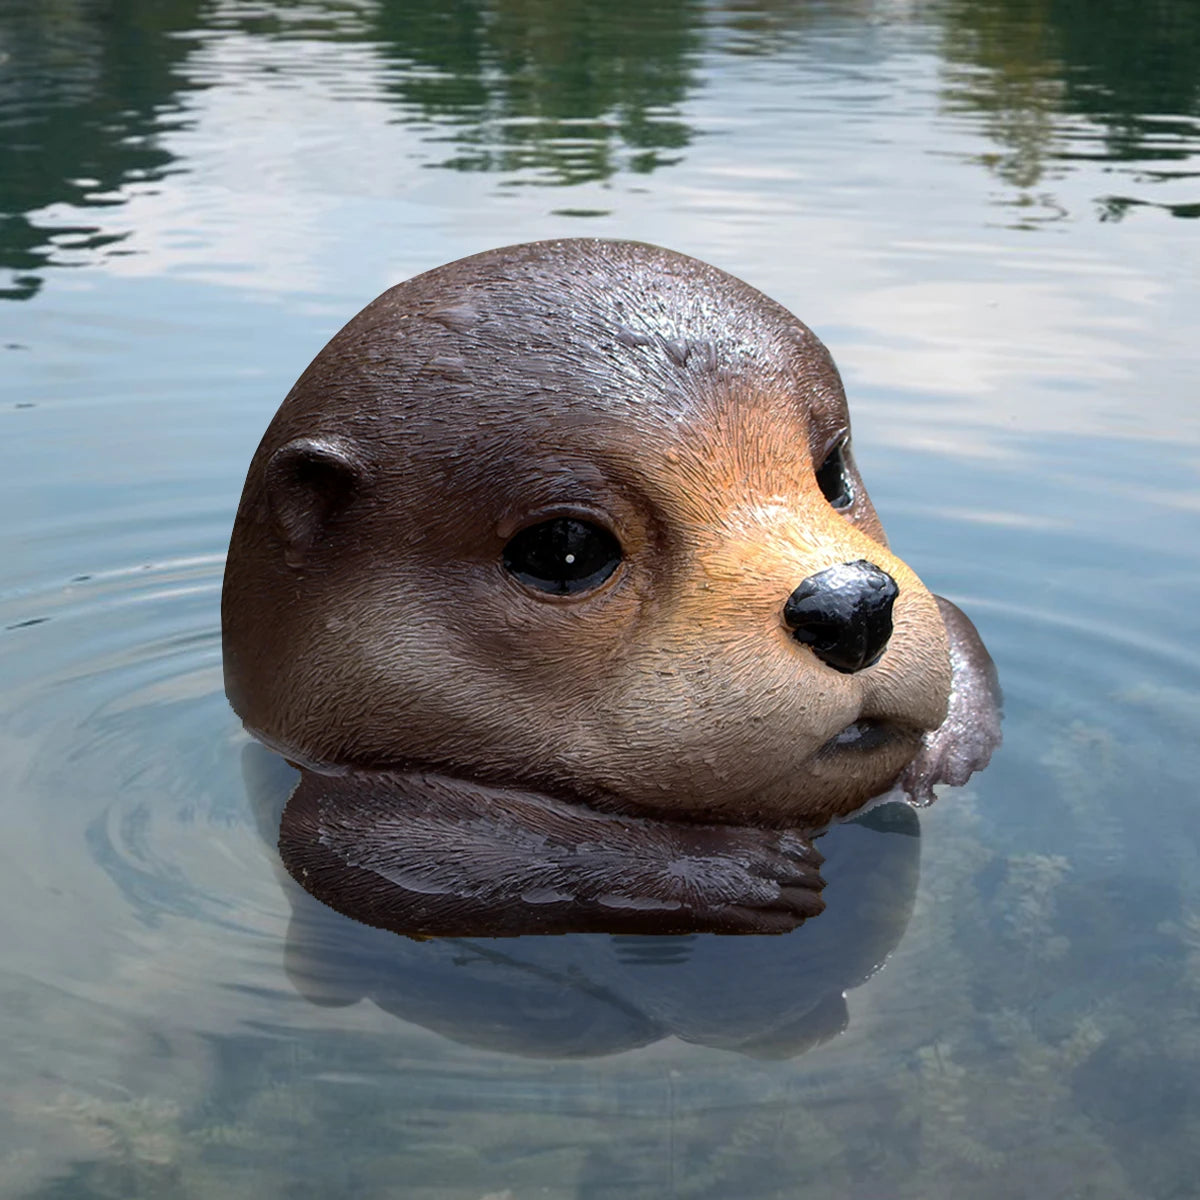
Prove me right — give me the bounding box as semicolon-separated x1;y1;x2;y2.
222;239;959;830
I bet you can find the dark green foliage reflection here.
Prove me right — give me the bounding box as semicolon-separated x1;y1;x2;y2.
939;0;1200;219
0;0;202;299
371;0;698;181
2;0;1200;296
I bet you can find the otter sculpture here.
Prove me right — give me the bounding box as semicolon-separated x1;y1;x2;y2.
222;239;1000;937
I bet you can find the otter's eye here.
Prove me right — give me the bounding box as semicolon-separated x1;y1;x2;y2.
816;439;854;510
503;518;622;595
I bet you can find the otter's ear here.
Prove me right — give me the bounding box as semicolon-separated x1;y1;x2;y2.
264;436;366;568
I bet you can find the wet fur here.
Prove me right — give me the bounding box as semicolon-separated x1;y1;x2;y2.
222;239;1001;936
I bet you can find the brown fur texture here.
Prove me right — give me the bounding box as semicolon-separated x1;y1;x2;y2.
222;239;1000;936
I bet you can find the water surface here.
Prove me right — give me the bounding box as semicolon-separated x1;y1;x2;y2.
3;1;1200;1196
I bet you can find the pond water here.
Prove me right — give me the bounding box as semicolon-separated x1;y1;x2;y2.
3;0;1200;1196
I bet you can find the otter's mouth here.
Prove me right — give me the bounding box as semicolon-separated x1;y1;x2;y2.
821;718;909;755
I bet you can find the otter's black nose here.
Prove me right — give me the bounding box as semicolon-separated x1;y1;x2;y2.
783;560;898;674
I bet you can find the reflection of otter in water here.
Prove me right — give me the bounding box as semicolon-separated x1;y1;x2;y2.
245;744;921;1059
222;239;1000;937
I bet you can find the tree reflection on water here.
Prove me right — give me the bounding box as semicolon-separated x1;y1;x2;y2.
0;0;1198;298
